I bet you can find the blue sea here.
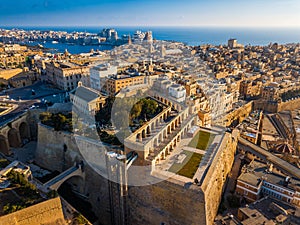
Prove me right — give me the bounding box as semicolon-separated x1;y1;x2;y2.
3;26;300;54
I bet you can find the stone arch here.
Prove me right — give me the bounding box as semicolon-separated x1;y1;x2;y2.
151;122;155;131
147;126;151;135
159;133;163;143
160;152;165;160
19;122;30;144
156;119;159;127
0;135;9;155
136;133;141;142
163;129;167;138
173;104;177;111
155;158;159;165
163;113;167;121
58;175;85;194
173;140;177;147
166;147;170;155
8;128;21;148
142;129;146;138
171;122;175;131
167;111;170;118
167;126;171;134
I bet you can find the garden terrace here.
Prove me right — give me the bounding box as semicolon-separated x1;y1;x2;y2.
188;130;216;151
40;112;73;132
168;150;203;179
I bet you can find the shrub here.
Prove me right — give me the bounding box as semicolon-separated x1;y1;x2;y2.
3;203;25;214
73;212;90;225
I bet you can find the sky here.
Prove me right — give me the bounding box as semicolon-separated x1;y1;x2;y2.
1;0;300;27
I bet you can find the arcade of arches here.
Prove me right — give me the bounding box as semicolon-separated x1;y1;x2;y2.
0;122;31;155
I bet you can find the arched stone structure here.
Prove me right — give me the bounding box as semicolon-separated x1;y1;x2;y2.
0;112;38;155
160;152;165;160
166;147;170;155
0;135;9;155
167;126;171;134
136;133;142;142
45;165;85;191
8;128;21;148
151;123;155;132
59;175;86;194
163;113;167;121
171;123;175;131
142;130;146;138
163;129;167;138
155;119;159;127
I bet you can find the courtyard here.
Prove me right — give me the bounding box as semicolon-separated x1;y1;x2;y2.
168;150;203;179
188;130;216;150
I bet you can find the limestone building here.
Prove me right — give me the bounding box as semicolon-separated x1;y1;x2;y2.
236;160;300;206
44;61;90;91
90;63;117;91
104;74;145;96
70;82;106;119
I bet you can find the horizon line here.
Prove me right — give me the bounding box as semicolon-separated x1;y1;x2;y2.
1;25;300;29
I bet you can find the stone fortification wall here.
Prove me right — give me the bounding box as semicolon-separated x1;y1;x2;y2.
128;179;206;225
0;197;65;225
35;124;112;225
127;130;238;225
201;131;238;225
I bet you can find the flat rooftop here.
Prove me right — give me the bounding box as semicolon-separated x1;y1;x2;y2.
154;126;225;182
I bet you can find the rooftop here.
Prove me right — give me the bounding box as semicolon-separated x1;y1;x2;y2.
72;85;101;102
155;126;225;183
238;160;300;191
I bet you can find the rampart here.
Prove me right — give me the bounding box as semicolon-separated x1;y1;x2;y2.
0;197;65;225
35;124;112;225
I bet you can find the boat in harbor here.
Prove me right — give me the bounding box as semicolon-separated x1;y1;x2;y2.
52;41;59;44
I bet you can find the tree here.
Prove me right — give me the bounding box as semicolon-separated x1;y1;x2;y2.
131;103;142;119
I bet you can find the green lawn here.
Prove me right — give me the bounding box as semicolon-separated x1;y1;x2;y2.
168;151;203;179
188;130;215;150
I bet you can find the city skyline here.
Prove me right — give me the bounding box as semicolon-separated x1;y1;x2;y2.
1;0;300;27
1;1;300;225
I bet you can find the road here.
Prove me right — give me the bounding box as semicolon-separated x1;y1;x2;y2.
0;82;69;125
2;81;66;102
